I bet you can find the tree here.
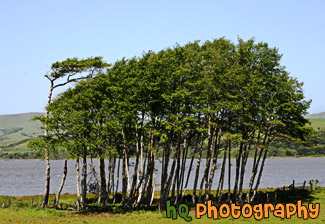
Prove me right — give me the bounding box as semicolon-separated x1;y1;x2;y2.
30;37;312;210
33;57;109;208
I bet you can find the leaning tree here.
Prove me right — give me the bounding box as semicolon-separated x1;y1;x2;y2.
31;57;109;208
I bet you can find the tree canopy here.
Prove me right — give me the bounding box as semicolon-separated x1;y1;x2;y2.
31;37;312;208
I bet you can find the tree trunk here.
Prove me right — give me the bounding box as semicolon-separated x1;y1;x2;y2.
113;157;121;203
233;142;244;201
171;134;182;203
227;139;232;202
125;149;131;202
137;118;145;203
129;129;140;205
246;131;268;202
216;141;228;203
42;84;54;208
238;143;251;201
192;130;206;204
181;135;199;201
42;156;51;208
251;145;269;202
81;152;87;205
159;134;172;209
145;135;156;207
199;120;214;202
206;128;222;200
179;135;190;196
107;153;112;198
176;136;189;204
98;158;107;207
76;157;81;210
54;160;67;208
121;145;128;204
110;155;116;200
149;152;155;207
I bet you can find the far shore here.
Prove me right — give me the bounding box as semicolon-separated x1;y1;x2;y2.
1;155;325;162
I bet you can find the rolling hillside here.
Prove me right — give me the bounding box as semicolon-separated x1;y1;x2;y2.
0;112;43;152
309;118;325;130
0;112;324;157
305;112;325;119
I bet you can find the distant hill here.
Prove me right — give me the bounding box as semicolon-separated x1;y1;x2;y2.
0;112;43;152
0;111;324;156
305;112;325;119
305;112;325;130
309;118;325;130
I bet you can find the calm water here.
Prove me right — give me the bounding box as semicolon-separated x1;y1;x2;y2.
0;158;324;196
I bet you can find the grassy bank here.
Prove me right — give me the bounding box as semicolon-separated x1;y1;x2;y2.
1;187;324;223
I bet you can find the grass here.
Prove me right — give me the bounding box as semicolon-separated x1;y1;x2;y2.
5;148;33;154
309;118;325;130
0;112;43;152
1;187;324;223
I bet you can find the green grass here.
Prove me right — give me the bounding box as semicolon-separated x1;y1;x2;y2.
5;148;33;154
0;112;43;152
309;118;325;130
0;188;324;223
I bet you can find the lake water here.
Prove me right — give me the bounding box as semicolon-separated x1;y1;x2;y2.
0;158;324;196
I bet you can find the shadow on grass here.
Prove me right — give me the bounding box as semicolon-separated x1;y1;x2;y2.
74;188;318;215
1;187;320;214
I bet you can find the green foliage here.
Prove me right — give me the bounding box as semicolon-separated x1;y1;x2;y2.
30;38;313;160
50;56;110;79
26;57;110;159
23;38;315;210
269;130;325;157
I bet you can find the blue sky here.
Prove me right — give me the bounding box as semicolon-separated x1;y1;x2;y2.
0;0;324;115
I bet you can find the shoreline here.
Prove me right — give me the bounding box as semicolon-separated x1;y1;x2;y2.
1;186;323;198
1;156;325;161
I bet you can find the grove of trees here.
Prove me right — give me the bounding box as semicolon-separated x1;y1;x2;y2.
28;37;312;210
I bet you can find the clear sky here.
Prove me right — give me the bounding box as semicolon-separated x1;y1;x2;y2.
0;0;324;115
